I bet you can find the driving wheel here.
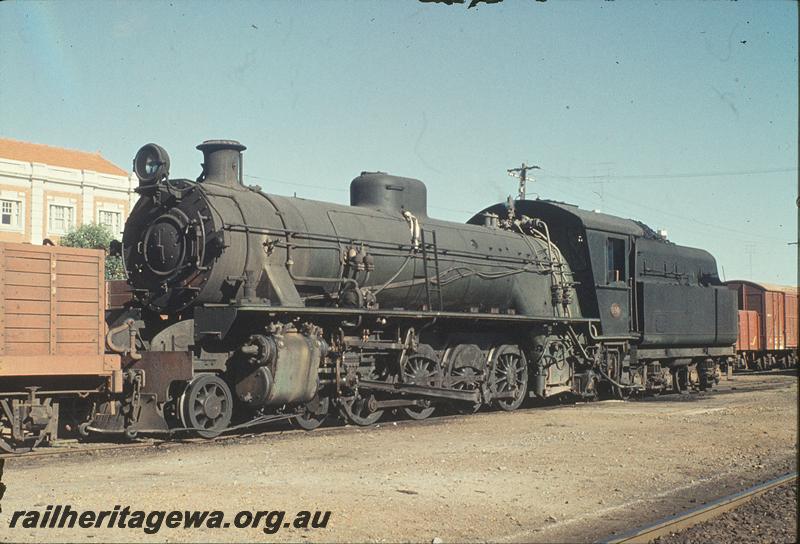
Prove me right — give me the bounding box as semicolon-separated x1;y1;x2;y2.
490;345;528;411
401;349;441;420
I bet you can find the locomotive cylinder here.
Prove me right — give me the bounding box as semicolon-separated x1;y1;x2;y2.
234;330;324;407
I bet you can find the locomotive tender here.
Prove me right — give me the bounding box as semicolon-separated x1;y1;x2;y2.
91;140;738;438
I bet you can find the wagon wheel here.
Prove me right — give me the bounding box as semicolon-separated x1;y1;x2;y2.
0;432;46;455
294;394;331;431
489;345;528;411
179;374;233;438
401;350;441;420
0;402;47;454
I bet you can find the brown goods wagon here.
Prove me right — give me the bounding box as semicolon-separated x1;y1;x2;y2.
736;310;761;352
784;289;798;349
763;289;786;350
0;242;121;386
1;242;122;452
725;280;798;368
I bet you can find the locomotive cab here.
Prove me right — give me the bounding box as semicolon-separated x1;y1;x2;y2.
471;199;737;392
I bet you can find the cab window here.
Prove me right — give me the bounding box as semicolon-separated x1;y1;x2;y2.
606;237;626;284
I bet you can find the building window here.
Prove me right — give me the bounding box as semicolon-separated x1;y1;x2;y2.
606;237;626;284
98;209;122;235
1;199;21;228
49;204;75;234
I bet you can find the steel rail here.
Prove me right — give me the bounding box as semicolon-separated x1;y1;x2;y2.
0;383;620;462
2;376;792;463
599;471;798;544
0;405;481;462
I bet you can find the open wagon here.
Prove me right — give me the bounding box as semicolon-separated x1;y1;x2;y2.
0;242;121;453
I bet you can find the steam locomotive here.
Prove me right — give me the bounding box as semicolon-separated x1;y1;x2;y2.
90;140;738;438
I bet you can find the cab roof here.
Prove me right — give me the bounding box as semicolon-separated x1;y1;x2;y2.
469;199;659;239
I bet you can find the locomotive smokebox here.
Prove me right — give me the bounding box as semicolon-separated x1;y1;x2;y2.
197;139;246;187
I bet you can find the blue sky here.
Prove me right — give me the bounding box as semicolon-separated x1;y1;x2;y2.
1;0;797;283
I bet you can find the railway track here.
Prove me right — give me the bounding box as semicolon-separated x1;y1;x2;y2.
599;472;798;544
732;368;798;377
3;374;793;463
0;405;503;463
4;390;591;462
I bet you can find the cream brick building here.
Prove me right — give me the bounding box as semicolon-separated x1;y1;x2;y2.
0;137;137;244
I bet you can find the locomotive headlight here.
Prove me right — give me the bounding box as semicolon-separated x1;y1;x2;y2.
133;143;170;185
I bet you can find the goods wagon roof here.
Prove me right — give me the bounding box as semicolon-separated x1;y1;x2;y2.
725;280;798;295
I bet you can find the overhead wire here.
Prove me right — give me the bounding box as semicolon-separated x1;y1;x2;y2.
243;168;792;244
537;176;791;244
243;173;348;194
244;173;478;216
538;167;797;182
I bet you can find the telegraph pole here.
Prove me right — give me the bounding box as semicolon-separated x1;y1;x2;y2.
595;161;614;211
744;242;756;278
507;163;540;201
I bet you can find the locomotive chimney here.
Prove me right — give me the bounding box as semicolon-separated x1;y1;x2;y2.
196;140;246;187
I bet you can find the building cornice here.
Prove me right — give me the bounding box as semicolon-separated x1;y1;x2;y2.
0;157;133;193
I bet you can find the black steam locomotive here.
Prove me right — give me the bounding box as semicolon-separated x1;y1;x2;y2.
91;140;738;438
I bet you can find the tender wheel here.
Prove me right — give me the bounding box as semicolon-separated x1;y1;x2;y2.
401;348;441;420
179;374;233;438
294;395;330;431
673;367;689;394
490;345;528;411
339;394;383;426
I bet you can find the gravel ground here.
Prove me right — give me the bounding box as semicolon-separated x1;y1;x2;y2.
0;373;796;543
653;481;797;544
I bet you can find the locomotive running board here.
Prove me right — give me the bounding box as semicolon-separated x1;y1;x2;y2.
358;379;481;403
208;304;601;325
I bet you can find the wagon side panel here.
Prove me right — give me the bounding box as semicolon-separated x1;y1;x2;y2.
736;310;761;352
0;243;120;388
784;292;797;350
